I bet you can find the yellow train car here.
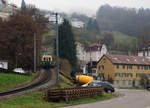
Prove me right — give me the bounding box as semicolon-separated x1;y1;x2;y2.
41;55;53;69
41;55;52;62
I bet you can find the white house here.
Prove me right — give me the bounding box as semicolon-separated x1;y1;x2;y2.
76;42;107;76
85;43;107;63
71;19;84;28
138;43;150;59
0;61;8;69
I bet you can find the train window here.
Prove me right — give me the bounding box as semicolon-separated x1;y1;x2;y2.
43;57;46;61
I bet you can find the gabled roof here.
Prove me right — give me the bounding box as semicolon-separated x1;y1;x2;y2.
86;43;103;52
88;43;102;48
104;54;150;65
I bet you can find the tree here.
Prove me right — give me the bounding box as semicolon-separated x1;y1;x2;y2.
0;5;49;70
58;19;77;71
137;25;150;48
100;32;114;49
87;18;100;34
140;74;149;88
20;5;49;35
0;11;46;70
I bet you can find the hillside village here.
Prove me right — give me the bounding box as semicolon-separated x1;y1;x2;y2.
76;41;150;88
0;0;150;89
0;0;150;107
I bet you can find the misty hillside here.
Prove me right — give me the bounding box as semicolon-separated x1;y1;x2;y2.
42;4;150;55
96;4;150;37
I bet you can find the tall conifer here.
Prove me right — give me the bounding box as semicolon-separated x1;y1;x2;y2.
58;19;77;70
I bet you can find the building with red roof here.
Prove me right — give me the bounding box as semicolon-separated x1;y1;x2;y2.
97;54;150;88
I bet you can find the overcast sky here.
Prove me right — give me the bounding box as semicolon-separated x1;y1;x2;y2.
11;0;150;15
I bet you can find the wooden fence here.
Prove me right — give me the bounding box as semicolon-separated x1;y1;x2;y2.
44;87;103;101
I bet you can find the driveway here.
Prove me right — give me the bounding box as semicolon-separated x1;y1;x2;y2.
60;89;150;108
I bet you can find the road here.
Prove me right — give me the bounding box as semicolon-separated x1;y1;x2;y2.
60;89;150;108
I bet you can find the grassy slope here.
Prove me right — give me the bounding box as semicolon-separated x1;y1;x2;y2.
0;92;115;108
113;31;137;44
0;74;116;108
0;73;33;92
110;31;137;54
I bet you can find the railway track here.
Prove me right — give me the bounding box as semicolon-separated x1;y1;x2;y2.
0;68;57;99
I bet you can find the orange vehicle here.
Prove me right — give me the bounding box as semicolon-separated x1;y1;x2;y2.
76;75;94;84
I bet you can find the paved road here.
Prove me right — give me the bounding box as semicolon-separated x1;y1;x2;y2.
60;89;150;108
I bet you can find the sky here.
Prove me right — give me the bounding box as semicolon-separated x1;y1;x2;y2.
10;0;150;16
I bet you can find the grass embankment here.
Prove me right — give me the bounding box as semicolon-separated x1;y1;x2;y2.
110;31;137;54
0;74;116;108
0;73;33;92
0;92;116;108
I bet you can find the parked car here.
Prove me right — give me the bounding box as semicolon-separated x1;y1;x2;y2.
13;68;25;73
81;80;115;93
146;83;150;90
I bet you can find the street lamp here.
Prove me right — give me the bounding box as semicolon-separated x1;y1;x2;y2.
49;12;60;84
34;33;36;72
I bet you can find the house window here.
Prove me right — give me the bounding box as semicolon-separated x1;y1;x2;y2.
119;73;123;77
123;73;126;77
137;66;140;70
114;73;119;77
128;80;132;85
127;73;133;77
130;73;133;77
116;65;119;69
123;65;125;69
127;65;132;69
145;66;148;70
141;66;144;70
136;73;142;77
103;58;106;63
99;65;104;70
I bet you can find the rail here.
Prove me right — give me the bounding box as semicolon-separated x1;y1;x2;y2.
0;68;56;97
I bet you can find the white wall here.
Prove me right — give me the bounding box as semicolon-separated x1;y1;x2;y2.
0;61;8;69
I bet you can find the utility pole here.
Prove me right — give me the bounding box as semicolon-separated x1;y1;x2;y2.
34;33;36;72
55;13;59;84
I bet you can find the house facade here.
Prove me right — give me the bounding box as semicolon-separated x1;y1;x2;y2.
0;61;8;69
76;42;107;75
97;54;150;88
86;43;107;63
85;43;107;76
138;43;150;59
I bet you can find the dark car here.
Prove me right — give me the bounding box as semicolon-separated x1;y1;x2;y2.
82;80;115;93
146;84;150;90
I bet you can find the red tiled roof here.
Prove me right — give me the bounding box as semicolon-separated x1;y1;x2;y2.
105;54;150;65
88;43;102;48
86;43;103;52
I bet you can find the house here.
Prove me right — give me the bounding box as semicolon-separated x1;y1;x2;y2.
85;43;107;76
97;54;150;88
71;19;84;28
76;42;107;75
0;60;8;69
85;43;107;64
138;43;150;59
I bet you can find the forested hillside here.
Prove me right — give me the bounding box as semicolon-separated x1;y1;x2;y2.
96;5;150;48
43;5;150;56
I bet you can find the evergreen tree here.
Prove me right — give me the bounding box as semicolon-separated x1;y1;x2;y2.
58;19;77;70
